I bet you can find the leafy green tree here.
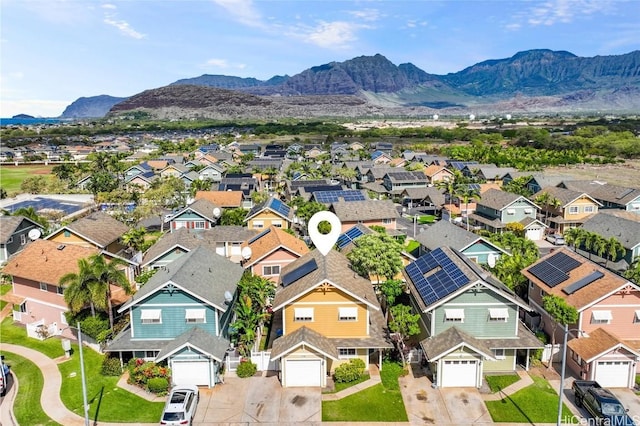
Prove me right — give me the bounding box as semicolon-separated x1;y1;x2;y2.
347;233;403;285
141;176;186;231
454;185;480;230
542;294;578;369
122;227;146;253
20;176;48;194
605;237;625;268
502;175;533;197
189;178;213;197
87;171;119;196
289;197;327;228
10;206;49;231
623;256;640;284
379;279;405;314
487;232;539;297
389;304;421;366
88;255;133;330
220;208;246;226
52;163;78;181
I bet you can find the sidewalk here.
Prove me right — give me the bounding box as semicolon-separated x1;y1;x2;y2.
321;364;381;401
482;370;534;401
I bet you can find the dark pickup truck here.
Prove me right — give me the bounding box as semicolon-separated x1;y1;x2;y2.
572;380;636;426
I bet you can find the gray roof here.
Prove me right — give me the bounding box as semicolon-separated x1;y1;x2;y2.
175;198;221;221
402;187;446;207
156;327;230;362
478;188;526;210
581;211;640;249
474;166;517;179
532;186;598;207
415;220;491;252
528;174;566;189
367;167;396;179
331;199;399;222
385;171;428;183
0;216;41;242
63;211;129;248
121;245;244;312
561;180;640;205
420;327;494;361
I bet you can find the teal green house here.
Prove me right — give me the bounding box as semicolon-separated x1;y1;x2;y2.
404;247;542;388
108;245;244;387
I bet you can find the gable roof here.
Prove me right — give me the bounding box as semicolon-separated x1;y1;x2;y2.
155;327;230;363
120;245;244;312
522;248;638;311
420;327;495;361
415;220;508;255
567;328;640;363
478;188;536;211
242;226;309;267
561;180;640;205
270;326;339;361
423;164;453;178
532;186;602;208
331;199;399;222
172;198;221;222
141;227;213;267
49;211;129;249
581;211;640;249
245;197;293;221
2;239;99;284
195;190;243;207
0;215;42;242
272;249;379;311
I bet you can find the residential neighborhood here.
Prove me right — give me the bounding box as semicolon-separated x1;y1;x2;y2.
1;126;639;425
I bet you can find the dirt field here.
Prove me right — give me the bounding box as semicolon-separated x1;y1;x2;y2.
545;159;640;188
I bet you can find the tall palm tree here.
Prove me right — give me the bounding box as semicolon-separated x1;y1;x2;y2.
605;237;625;269
122;227;147;253
435;178;457;222
455;185;481;230
594;235;608;264
59;258;99;317
623;256;640;285
533;192;551;225
89;255;133;330
584;231;600;260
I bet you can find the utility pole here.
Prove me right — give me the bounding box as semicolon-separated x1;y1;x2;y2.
77;322;90;426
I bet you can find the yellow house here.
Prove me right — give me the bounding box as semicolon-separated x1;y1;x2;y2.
533;187;602;234
244;197;293;230
269;249;392;387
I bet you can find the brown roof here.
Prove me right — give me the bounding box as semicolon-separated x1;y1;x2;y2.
243;226;309;266
567;328;639;362
522;248;632;310
146;160;169;170
270;326;339;360
2;239;99;284
58;211;129;249
195;191;243;208
423;164;452;178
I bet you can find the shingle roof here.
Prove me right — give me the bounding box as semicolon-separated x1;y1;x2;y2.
156;327;230;362
175;198;221;221
243;226;309;266
270;326;339;360
561;180;640;205
62;211;129;248
478;188;524;210
0;215;40;242
420;327;494;361
532;186;600;207
331;199;399;222
195;191;243;207
141;228;214;266
581;211;640;249
2;239;99;284
415;220;495;252
567;328;639;362
246;197;293;221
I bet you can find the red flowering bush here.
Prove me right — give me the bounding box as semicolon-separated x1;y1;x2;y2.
127;358;171;394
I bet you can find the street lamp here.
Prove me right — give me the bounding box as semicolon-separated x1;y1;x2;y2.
557;324;587;426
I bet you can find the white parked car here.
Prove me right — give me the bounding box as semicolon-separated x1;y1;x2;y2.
160;385;199;425
546;234;565;245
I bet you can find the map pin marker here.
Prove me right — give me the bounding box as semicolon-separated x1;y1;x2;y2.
308;211;342;256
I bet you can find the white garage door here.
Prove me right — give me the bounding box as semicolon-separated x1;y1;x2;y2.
284;359;322;387
595;361;630;388
525;227;543;241
441;360;478;388
172;360;211;386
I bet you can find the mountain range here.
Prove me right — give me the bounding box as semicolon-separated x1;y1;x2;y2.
60;49;640;119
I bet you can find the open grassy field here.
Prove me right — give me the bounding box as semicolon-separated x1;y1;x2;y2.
545;159;640;188
0;164;55;194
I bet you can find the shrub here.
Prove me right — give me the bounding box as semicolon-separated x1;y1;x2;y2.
334;358;365;383
127;358;171;387
236;360;257;378
147;377;169;395
101;356;122;376
80;315;109;340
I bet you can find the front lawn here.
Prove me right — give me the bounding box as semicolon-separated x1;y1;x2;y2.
1;317;65;358
323;374;370;394
485;374;520;393
485;376;574;423
2;352;61;425
322;361;407;422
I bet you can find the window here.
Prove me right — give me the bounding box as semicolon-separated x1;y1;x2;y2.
444;309;464;322
493;348;506;360
591;310;612;324
39;282;48;292
140;309;162;324
338;307;358;321
382;218;392;224
569;206;579;214
338;348;356;358
271;220;283;228
56;286;64;295
488;308;509;322
7;237;12;244
64;230;71;237
506;208;515;215
294;307;313;322
584;205;595;213
263;265;281;276
253;220;264;229
635;310;640;323
524;208;532;214
194;221;206;229
185;309;206;323
20;234;26;245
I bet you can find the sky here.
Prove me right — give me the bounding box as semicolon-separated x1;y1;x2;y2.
1;0;639;118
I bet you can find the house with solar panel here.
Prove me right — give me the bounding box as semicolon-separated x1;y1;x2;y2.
560;180;640;213
310;189;369;205
468;188;546;240
531;186;601;234
382;171;428;196
244;197;294;230
403;246;542;388
268;249;393;387
241;226;310;283
331;199;399;233
108;245;244;388
522;248;640;388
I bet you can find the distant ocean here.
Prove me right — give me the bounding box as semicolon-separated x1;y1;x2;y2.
0;117;63;126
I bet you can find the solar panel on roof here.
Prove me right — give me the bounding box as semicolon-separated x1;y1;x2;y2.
546;252;581;273
281;258;318;287
269;198;290;217
337;226;365;249
528;261;568;288
405;248;470;306
562;270;604;294
616;188;635;200
314;190;367;203
248;228;271;244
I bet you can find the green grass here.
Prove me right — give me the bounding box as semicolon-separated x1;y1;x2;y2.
485;374;520;393
485;376;574;423
323;374;370;394
0;164;54;193
1;317;66;358
0;300;7;310
417;215;436;224
0;283;12;296
2;352;62;425
322;361;407;422
405;240;420;255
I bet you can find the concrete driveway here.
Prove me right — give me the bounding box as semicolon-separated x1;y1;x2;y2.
194;372;321;425
399;364;492;425
610;388;640;418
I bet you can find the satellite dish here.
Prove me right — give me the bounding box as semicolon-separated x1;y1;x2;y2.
28;229;41;240
469;114;475;121
213;207;222;218
241;246;252;260
432;114;439;121
224;290;233;303
487;253;496;268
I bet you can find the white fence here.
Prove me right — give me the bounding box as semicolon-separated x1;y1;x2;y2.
25;320;57;340
541;344;561;364
251;351;277;371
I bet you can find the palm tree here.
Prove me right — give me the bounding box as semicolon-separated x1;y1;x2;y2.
594;235;608;264
89;255;133;330
436;178;457;222
623;256;640;285
605;237;625;269
122;227;147;253
563;227;581;251
534;192;551;225
59;258;99;317
584;231;600;260
455;185;481;230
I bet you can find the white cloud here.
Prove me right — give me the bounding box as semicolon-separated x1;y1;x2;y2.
506;0;615;29
211;0;266;28
102;4;146;39
203;59;246;71
348;8;382;22
101;3;117;10
295;21;368;49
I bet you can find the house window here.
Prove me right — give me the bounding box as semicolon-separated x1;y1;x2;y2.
524;208;532;214
272;220;283;228
382;218;392;224
444;309;464;322
253;220;264;229
584;205;594;213
635;310;640;323
568;206;579;214
56;286;64;295
493;348;506;360
7;237;12;244
185;309;206;323
338;307;358;321
506;208;515;215
39;282;48;292
20;234;26;245
488;308;509;322
145;351;158;358
540;289;547;298
338;348;357;359
64;230;71;237
140;309;162;324
263;265;281;276
194;221;206;229
294;307;314;322
591;310;612;324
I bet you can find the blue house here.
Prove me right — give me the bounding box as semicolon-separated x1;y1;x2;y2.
108;245;244;387
404;247;541;388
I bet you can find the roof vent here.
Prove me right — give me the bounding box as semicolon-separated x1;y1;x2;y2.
57;244;66;250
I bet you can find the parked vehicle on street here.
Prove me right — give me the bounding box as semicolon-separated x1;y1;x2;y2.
0;355;10;396
546;233;565;245
160;385;199;425
572;380;636;426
